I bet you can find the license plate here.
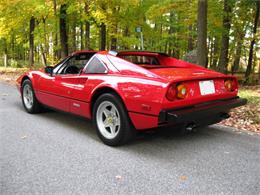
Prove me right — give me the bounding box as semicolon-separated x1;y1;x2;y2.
199;80;215;95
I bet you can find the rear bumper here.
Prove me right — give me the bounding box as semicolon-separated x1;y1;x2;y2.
159;97;247;127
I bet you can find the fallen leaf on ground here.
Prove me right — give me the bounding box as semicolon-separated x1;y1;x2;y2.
115;175;123;180
179;175;188;181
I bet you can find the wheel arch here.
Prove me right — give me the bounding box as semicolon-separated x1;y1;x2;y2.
20;73;38;95
90;86;127;117
19;75;31;93
21;75;31;85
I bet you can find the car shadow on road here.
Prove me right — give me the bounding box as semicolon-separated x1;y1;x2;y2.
15;101;239;151
14;102;101;142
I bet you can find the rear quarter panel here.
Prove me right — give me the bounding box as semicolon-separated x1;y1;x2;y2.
83;75;168;130
82;75;168;116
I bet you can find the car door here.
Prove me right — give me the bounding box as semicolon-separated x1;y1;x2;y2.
68;56;109;118
37;56;77;112
38;53;95;113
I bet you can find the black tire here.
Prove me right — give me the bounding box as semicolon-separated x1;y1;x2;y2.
93;93;136;146
21;80;42;113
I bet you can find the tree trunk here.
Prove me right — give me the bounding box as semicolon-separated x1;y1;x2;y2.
80;23;84;50
59;4;68;58
218;0;233;73
40;45;47;67
85;3;90;50
53;0;59;59
232;34;244;74
100;23;106;50
71;22;76;52
197;0;207;67
3;39;8;67
168;12;174;56
258;61;260;85
245;1;259;82
110;6;119;50
187;24;193;52
29;17;35;67
209;36;214;67
4;54;8;67
211;37;219;69
85;22;90;50
111;38;117;50
123;26;129;50
110;24;117;50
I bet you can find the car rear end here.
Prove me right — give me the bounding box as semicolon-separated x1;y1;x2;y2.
158;76;247;129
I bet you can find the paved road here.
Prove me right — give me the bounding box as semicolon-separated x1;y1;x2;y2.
0;82;259;195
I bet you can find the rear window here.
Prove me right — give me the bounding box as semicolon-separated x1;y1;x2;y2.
120;55;160;65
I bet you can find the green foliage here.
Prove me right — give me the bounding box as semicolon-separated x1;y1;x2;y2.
239;88;260;105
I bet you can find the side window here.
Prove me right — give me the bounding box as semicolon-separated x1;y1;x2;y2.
52;57;68;74
58;54;93;75
84;57;107;74
57;57;78;74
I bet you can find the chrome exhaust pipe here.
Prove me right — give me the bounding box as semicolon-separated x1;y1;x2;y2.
185;123;197;132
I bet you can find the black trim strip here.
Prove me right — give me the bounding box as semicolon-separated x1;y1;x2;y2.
128;110;158;117
37;90;90;104
159;97;247;123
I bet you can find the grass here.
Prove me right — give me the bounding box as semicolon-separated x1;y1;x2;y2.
238;86;260;105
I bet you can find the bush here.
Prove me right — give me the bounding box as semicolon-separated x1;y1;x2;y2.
10;59;20;68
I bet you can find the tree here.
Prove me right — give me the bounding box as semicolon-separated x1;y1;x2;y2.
197;0;207;67
85;2;90;50
100;23;106;50
245;1;260;82
218;0;234;73
53;0;59;59
60;4;68;58
0;0;258;85
29;17;35;67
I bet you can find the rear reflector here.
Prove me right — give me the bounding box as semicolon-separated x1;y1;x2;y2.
166;84;176;101
224;79;236;92
177;84;188;99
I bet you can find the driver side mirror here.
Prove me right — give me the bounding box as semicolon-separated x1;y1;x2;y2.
45;66;53;76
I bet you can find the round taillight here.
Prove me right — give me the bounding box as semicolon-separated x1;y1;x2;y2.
177;84;188;99
166;84;176;101
224;79;236;92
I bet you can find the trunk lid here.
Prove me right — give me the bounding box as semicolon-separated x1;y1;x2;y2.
149;67;225;82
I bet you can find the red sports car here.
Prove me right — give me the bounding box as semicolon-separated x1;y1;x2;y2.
17;50;247;146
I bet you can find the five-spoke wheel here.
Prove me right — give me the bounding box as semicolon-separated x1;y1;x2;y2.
93;93;136;146
96;101;121;139
23;84;34;110
22;80;42;113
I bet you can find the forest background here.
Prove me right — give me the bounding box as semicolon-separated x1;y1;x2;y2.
0;0;259;83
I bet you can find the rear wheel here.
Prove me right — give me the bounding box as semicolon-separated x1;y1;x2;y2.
22;80;42;113
93;93;136;146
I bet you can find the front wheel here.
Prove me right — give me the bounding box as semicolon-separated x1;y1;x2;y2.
93;93;136;146
22;80;42;113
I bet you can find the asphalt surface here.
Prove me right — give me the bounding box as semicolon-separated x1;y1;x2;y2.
0;82;259;195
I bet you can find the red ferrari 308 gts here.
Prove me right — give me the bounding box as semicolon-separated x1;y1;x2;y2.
17;50;247;146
